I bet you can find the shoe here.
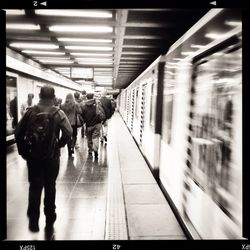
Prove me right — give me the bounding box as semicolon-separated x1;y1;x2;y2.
45;214;56;230
29;218;39;232
94;151;98;159
45;226;54;240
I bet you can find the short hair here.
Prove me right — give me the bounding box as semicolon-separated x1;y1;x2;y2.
74;91;80;99
39;86;55;100
87;93;94;99
28;93;34;99
81;90;86;95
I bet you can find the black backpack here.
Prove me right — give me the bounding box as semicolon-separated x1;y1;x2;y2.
21;105;59;160
96;102;106;122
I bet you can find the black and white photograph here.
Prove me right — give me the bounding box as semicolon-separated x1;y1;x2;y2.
0;3;248;249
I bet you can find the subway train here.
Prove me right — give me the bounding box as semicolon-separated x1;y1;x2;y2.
117;9;242;239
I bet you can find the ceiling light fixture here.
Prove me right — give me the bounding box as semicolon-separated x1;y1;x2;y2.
4;9;25;15
205;33;226;40
94;68;113;71
35;9;112;18
190;44;206;49
78;62;113;65
58;38;112;43
225;21;241;27
22;50;65;55
75;58;113;61
34;57;70;60
38;60;74;64
10;43;59;49
49;25;113;33
71;52;113;57
66;46;113;51
6;24;40;30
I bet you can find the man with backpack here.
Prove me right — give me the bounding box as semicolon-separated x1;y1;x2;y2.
81;93;105;159
15;86;72;233
99;90;113;143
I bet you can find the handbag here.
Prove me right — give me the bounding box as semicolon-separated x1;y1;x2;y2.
75;113;84;128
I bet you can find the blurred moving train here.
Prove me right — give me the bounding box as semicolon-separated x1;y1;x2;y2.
117;9;242;239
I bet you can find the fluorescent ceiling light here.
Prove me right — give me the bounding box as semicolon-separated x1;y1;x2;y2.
120;57;147;60
4;9;25;15
71;52;113;57
34;57;70;60
172;58;183;61
190;44;205;49
49;25;113;33
205;33;226;39
78;62;113;65
120;62;145;65
122;52;153;55
66;46;113;51
10;43;59;49
94;68;113;71
38;60;73;64
75;58;113;62
22;50;65;55
75;80;87;83
225;21;241;27
35;9;112;18
58;38;112;43
6;24;40;30
181;51;194;56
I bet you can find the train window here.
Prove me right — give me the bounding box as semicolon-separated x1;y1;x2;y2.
6;74;18;141
162;64;175;144
162;94;173;144
150;82;156;128
188;44;242;225
135;87;139;118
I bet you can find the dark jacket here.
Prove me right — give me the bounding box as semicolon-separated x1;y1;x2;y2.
81;99;102;127
100;96;112;119
15;99;73;158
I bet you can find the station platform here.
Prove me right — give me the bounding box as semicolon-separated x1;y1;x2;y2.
6;112;186;240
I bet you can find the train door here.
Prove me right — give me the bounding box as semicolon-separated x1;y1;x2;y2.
184;36;242;238
131;88;135;132
6;72;18;142
126;90;130;124
139;83;147;146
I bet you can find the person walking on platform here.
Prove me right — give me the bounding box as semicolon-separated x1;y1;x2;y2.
99;90;113;143
61;93;81;156
14;86;72;233
80;90;87;138
73;91;84;148
20;93;35;117
54;97;62;108
81;93;105;159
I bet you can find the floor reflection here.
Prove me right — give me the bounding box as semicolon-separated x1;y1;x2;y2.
7;131;109;240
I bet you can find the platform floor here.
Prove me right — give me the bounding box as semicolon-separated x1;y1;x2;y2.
6;112;186;240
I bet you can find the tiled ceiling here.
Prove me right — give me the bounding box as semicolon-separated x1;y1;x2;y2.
5;9;208;89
